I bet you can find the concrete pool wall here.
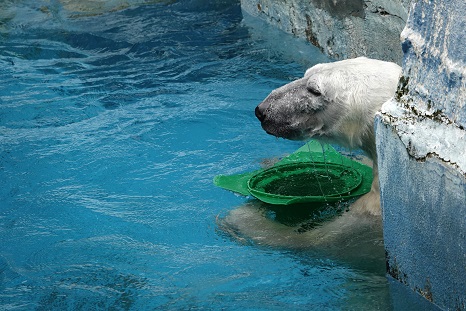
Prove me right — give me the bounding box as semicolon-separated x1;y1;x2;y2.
241;0;466;309
375;0;466;309
240;0;410;64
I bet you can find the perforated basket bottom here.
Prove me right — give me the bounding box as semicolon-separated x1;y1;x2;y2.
247;162;362;204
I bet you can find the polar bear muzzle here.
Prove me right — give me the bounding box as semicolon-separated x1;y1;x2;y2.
255;76;326;141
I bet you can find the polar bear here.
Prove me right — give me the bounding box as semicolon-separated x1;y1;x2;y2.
219;57;401;253
255;57;401;216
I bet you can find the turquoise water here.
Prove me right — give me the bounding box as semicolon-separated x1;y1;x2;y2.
0;1;431;310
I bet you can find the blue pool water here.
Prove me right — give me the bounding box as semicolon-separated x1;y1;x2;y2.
0;1;433;310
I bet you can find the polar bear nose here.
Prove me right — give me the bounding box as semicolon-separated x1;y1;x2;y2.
255;105;265;121
255;102;268;122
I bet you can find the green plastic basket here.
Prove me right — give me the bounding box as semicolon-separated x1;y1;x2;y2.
213;141;373;205
247;162;362;205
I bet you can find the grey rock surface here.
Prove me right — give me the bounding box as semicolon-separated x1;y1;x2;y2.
241;0;410;63
376;0;466;309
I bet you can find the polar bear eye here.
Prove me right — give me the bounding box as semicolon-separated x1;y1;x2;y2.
307;87;321;96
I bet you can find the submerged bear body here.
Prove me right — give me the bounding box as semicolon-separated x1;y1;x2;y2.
220;57;401;253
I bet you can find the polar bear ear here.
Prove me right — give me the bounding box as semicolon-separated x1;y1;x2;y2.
304;63;324;77
304;68;313;77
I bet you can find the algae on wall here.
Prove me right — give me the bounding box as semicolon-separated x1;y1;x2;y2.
240;0;410;64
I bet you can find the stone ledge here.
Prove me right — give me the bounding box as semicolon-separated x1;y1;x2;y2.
379;99;466;176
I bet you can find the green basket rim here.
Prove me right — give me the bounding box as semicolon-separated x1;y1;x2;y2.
247;162;363;204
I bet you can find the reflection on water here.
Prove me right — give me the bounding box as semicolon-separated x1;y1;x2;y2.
0;0;434;310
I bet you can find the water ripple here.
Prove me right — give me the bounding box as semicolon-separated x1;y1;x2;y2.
0;1;404;310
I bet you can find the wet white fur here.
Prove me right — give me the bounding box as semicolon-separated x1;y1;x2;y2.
256;57;401;216
220;57;401;249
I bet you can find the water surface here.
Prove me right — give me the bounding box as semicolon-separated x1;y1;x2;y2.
0;1;430;310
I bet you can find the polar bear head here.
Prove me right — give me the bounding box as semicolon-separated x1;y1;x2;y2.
255;57;401;159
